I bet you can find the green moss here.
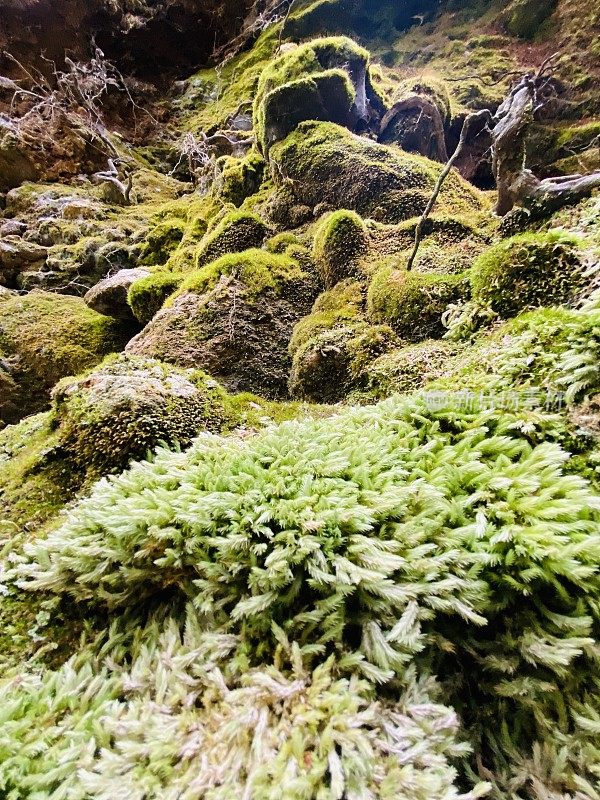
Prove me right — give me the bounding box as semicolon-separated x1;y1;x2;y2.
0;292;129;423
313;210;368;288
289;279;365;356
503;0;557;39
196;210;269;267
254;36;370;152
269;121;484;223
367;267;469;340
127;271;186;325
176;249;305;301
217;151;266;207
470;232;586;318
265;232;302;254
139;219;186;266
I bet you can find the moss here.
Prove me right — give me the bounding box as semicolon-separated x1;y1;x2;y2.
177;248;305;301
217;151;266;207
127;271;186;325
254;36;371;152
367;267;469;341
470;232;586;318
269;121;484;223
289;279;365;356
313;210;368;288
195;210;269;267
503;0;557;39
0;291;130;423
139;218;186;266
265;232;302;254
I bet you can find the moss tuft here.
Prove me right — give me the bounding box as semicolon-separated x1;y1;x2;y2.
367;267;469;340
217;151;266;207
313;210;368;288
289;279;364;356
195;210;269;267
127;271;186;325
470;232;586;318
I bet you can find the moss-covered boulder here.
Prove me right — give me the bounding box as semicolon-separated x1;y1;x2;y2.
50;355;236;479
127;271;186;326
139;218;187;267
216;151;266;206
503;0;557;39
367;266;469;340
195;211;269;267
289;322;397;402
269;121;484;223
254;36;381;153
126;250;320;398
470;232;586;318
0;291;130;423
313;210;368;288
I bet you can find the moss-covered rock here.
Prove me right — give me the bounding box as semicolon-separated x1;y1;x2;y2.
289;322;397;403
470;232;586;318
269;121;484;223
503;0;557;39
289;279;365;356
84;268;151;319
127;271;186;325
367;266;469;340
195;211;269;267
0;291;130;423
127;250;320;398
253;36;379;153
313;210;368;288
216;151;266;206
139;218;187;267
50;354;236;479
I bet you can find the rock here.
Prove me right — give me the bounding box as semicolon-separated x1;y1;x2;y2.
269;121;485;224
0;236;47;286
0;121;39;190
84;268;151;319
127;249;320;398
0;220;27;237
51;354;235;478
0;290;130;424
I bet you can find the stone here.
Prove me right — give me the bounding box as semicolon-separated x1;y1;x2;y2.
0;236;47;286
84;268;151;319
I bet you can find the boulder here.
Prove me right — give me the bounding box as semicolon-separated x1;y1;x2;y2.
84;268;151;319
0;236;47;287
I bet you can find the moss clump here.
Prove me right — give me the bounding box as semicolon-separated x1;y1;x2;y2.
195;211;269;267
289;322;397;403
253;36;372;153
138;219;186;267
51;354;237;479
217;151;265;207
289;279;365;356
178;248;304;301
0;291;129;423
503;0;557;39
313;210;368;288
265;232;302;254
367;267;469;340
470;232;585;318
270;121;483;223
127;271;185;326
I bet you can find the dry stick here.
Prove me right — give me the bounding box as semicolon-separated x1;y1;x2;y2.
406;109;491;271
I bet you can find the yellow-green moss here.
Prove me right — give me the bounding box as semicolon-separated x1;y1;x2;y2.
503;0;557;39
367;266;469;340
176;248;304;300
313;210;368;288
289;279;365;356
127;271;186;325
139;218;186;266
470;232;586;318
0;292;129;422
217;151;266;206
196;210;269;267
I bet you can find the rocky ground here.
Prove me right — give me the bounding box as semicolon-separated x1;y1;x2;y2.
1;0;600;797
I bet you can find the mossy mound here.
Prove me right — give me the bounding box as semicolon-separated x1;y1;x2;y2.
195;211;269;268
0;291;130;423
503;0;557;39
470;232;586;318
368;266;469;340
216;151;266;206
313;210;368;288
139;219;187;267
254;36;376;153
127;271;186;326
269;121;484;223
289;322;397;402
289;279;365;356
50;355;236;479
127;250;320;398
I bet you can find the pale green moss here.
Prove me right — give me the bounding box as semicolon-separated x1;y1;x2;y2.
313;210;368;288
